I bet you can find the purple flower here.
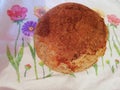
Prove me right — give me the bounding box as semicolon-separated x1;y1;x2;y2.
22;21;37;36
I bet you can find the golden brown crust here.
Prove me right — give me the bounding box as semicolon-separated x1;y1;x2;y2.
34;3;108;73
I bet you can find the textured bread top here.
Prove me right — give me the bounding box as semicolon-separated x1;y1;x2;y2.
35;3;107;62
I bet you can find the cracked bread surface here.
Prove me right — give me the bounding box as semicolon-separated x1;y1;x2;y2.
34;3;108;73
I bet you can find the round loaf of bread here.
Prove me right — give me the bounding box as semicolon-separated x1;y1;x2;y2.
34;3;108;74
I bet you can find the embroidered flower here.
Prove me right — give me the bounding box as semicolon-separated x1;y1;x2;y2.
34;7;46;18
25;64;31;70
22;21;37;36
7;5;27;22
107;14;120;26
24;64;32;77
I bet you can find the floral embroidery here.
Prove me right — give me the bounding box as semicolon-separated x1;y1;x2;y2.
105;60;115;73
22;21;37;36
5;3;120;82
106;14;120;74
6;5;28;82
21;20;38;79
107;14;120;26
7;5;27;22
24;64;32;77
20;20;38;79
93;64;98;75
27;42;39;79
107;14;120;57
39;61;45;78
25;64;32;69
38;61;52;78
34;7;46;18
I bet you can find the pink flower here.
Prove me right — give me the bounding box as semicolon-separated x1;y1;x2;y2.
25;64;31;70
107;14;120;26
7;5;27;22
34;7;46;18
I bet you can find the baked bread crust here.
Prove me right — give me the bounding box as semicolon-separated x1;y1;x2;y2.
34;3;108;73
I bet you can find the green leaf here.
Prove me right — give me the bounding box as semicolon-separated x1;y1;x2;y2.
69;73;76;77
25;65;31;70
108;39;112;56
93;64;98;76
44;74;52;78
6;45;16;69
112;38;120;56
39;61;44;67
111;66;115;73
106;60;110;64
16;38;24;66
27;42;35;59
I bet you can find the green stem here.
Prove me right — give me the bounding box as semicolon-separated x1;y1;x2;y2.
93;64;98;76
111;66;115;73
112;26;120;46
86;70;89;74
44;73;52;78
14;23;21;57
33;42;38;79
112;38;120;56
95;68;98;76
42;66;45;78
24;69;27;77
108;64;114;73
101;57;104;69
115;63;118;69
107;24;112;56
16;69;20;83
33;58;38;80
108;39;112;56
